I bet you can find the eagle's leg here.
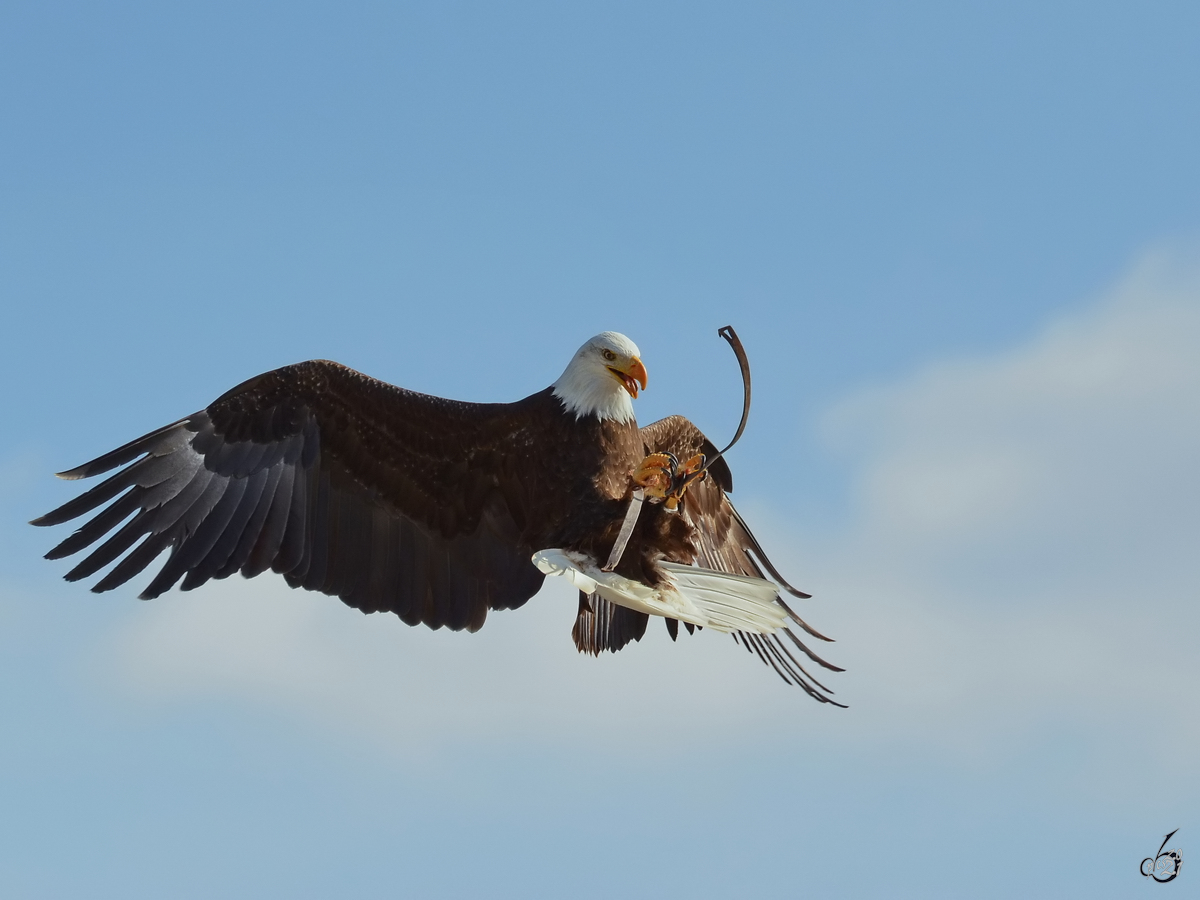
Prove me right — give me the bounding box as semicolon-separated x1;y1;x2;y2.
632;452;677;500
632;452;708;513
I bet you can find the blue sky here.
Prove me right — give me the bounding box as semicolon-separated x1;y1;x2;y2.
2;2;1198;897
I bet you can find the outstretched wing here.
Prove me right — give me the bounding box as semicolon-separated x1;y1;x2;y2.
32;360;549;633
641;415;843;703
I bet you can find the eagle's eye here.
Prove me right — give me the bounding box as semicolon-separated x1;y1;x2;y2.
601;349;617;361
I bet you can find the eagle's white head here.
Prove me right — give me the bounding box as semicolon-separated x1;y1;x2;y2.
552;332;647;423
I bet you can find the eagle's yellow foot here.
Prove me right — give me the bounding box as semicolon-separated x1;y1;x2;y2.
633;452;675;499
633;452;708;512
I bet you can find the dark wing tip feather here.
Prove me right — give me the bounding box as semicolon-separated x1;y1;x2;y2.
773;595;835;643
780;626;844;671
52;418;196;481
733;630;848;706
729;506;815;601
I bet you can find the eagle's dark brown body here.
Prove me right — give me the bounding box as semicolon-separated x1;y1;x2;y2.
35;355;842;701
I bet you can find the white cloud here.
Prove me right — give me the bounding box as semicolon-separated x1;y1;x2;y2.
827;249;1200;569
809;246;1200;786
101;246;1200;789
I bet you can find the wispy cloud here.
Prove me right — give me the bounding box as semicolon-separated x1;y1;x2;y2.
812;245;1200;791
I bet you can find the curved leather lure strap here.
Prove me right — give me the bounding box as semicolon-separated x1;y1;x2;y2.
601;487;644;572
699;325;752;475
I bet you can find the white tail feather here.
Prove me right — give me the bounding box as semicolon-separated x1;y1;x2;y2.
532;550;787;635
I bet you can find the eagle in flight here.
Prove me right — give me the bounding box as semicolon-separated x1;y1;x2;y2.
33;331;842;704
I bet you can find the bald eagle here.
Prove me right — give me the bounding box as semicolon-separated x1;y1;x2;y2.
33;332;842;704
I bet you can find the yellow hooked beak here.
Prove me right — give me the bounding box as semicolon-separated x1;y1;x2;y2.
607;356;648;398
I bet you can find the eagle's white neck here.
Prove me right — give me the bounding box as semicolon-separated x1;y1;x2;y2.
552;360;637;424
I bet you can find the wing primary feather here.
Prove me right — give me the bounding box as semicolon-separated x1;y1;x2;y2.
45;491;143;560
760;634;803;686
138;474;231;598
745;632;794;686
171;475;251;592
33;471;136;528
32;449;183;527
769;633;840;693
727;630;846;705
764;635;846;706
46;450;198;559
214;463;283;580
184;467;269;587
744;632;778;674
780;626;845;672
760;634;806;686
730;505;812;599
96;531;175;594
144;464;217;535
64;511;154;583
763;640;835;704
732;630;755;654
768;593;834;642
53;419;193;481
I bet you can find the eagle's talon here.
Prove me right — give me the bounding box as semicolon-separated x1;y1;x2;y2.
634;452;708;510
633;452;677;499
